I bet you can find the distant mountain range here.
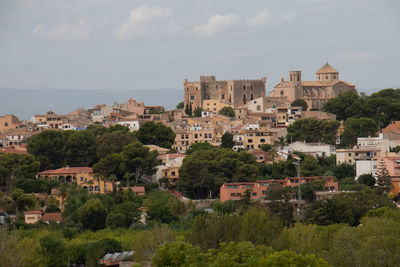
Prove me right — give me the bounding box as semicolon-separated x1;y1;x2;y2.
0;88;182;120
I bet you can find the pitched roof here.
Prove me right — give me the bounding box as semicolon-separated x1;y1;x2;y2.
41;213;62;222
316;62;338;74
40;166;93;175
24;210;42;215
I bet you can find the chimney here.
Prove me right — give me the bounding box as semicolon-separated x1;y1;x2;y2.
66;165;70;170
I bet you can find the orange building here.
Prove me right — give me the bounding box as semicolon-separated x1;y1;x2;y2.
380;156;400;196
39;166;113;194
0;114;22;132
220;176;338;202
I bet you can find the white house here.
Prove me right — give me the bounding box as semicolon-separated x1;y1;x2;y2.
286;141;336;157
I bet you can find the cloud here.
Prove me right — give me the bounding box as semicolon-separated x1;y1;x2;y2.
336;51;382;62
129;5;172;22
247;10;270;27
281;11;297;21
115;5;173;40
192;14;239;38
32;21;89;41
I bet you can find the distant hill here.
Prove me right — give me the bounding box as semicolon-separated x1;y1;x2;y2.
0;88;182;120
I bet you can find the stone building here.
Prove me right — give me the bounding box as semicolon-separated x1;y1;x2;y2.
269;63;356;110
183;76;266;111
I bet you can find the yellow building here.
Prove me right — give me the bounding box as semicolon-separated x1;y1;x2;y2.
243;129;278;150
39;166;113;194
202;100;234;113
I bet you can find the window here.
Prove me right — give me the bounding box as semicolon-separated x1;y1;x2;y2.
172;171;176;176
80;177;83;181
196;87;198;91
186;88;189;91
248;139;253;143
190;95;195;100
5;122;8;126
194;134;198;138
348;153;352;156
257;105;261;111
251;85;253;90
280;90;284;96
260;139;265;143
216;85;218;89
252;192;257;196
221;94;225;99
250;94;253;100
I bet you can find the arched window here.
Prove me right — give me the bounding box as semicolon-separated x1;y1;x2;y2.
243;94;247;104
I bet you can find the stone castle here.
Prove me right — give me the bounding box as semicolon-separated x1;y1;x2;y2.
269;62;356;110
183;76;267;111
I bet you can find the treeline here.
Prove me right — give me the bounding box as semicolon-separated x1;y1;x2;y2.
26;122;175;171
2;189;399;267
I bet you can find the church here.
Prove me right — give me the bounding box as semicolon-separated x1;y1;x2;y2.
269;63;356;110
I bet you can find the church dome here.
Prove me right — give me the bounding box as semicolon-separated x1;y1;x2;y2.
316;62;338;74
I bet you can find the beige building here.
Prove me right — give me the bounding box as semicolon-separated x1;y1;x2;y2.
243;129;278;150
336;147;381;165
174;127;217;153
33;111;68;129
0;115;22;132
184;76;266;111
24;210;42;224
270;63;356;110
39;166;113;194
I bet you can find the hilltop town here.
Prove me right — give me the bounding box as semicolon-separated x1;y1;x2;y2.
2;63;400;266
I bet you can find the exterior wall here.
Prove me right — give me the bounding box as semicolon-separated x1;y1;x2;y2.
184;76;266;111
174;127;216;153
301;111;336;121
33;111;68;129
202;100;234;113
118;121;140;132
287;141;335;157
243;129;277;150
24;212;42;224
220;177;338;202
0;115;20;132
356;160;378;179
336;148;381;165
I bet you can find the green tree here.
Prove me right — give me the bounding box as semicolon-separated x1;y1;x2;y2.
39;235;66;267
286;119;339;145
78;198;107;231
178;149;259;199
291;99;308;111
93;153;124;180
185;142;213;155
219;106;235;117
27;130;67;170
96;132;137;159
65;130;98;166
120;142;158;185
333;163;355;180
376;166;393;195
357;174;376;187
176;101;184;109
0;153;40;192
261;250;329;267
274;136;287;150
341;117;378;147
136;121;176;148
193;107;202;117
300;155;322;176
322;90;360;121
220;132;234;149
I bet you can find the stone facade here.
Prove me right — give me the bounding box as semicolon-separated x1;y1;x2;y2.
269;63;356;110
183;76;266;111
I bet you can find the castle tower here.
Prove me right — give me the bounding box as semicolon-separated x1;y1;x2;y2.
316;62;339;82
289;71;301;83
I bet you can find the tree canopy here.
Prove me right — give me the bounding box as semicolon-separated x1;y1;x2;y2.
291;99;308;111
136;121;176;149
178;148;260;199
286;119;339;145
219;106;235;117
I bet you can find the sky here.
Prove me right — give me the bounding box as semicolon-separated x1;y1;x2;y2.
0;0;399;94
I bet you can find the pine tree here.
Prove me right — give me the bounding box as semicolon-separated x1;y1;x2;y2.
189;102;193;116
376;161;393;194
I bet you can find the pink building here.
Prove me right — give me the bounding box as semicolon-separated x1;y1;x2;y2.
220;176;338;202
